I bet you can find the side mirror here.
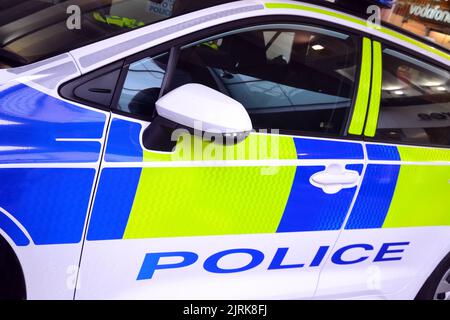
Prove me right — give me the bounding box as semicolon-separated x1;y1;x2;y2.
143;83;253;152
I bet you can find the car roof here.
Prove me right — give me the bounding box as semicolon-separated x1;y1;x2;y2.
2;0;449;72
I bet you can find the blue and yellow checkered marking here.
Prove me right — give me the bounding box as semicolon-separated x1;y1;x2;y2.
1;83;448;246
346;144;450;229
89;123;364;240
91;120;450;240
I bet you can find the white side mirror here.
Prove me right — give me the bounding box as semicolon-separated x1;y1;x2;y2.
143;83;253;151
157;83;252;133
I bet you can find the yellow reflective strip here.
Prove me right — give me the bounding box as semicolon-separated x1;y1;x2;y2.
201;42;219;50
265;3;366;26
125;134;298;239
124;165;296;238
383;146;450;228
364;41;382;137
380;26;450;62
398;145;450;162
383;165;450;228
349;37;372;135
92;12;107;23
106;16;124;27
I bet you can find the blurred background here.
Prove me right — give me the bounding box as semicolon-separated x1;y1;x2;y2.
380;0;450;49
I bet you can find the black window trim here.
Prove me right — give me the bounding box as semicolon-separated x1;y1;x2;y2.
59;59;125;111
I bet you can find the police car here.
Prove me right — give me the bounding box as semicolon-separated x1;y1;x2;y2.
0;0;449;300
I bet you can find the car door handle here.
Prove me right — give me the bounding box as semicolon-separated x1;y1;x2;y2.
310;164;360;194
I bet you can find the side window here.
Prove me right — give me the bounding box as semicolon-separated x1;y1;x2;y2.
117;53;169;118
172;25;359;135
375;49;450;147
115;24;359;136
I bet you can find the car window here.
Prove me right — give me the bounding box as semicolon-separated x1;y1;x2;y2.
171;24;359;136
374;48;450;147
117;53;169;118
115;24;359;136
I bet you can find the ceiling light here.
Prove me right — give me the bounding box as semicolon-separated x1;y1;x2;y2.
383;86;404;91
424;81;444;87
393;90;404;95
312;44;324;51
436;86;447;92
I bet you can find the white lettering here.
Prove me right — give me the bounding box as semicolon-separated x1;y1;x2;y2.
409;4;450;24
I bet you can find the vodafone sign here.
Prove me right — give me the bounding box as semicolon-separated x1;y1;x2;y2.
409;4;450;24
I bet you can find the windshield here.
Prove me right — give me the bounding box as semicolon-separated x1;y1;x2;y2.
0;0;231;68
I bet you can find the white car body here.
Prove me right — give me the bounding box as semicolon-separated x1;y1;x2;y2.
0;0;449;300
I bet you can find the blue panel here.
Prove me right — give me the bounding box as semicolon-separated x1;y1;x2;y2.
87;168;142;240
366;144;400;161
0;84;105;163
293;138;363;160
345;164;400;229
105;119;143;162
278;165;362;232
0;211;30;246
0;169;95;245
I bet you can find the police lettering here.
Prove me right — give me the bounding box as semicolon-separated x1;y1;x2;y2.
137;242;410;280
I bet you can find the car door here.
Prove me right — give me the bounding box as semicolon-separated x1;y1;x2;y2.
315;40;450;299
75;22;368;299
